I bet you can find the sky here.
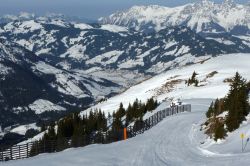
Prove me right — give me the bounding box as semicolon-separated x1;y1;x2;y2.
0;0;248;20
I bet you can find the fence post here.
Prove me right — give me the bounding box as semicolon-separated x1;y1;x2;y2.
157;112;159;123
151;116;153;127
26;143;29;158
0;148;3;161
18;145;21;159
0;148;2;161
10;147;12;160
43;141;46;153
123;128;127;140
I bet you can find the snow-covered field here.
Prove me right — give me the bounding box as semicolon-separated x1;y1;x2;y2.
10;123;40;136
82;53;250;115
4;99;250;166
29;99;66;114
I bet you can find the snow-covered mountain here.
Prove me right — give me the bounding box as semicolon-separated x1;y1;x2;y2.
1;18;249;74
99;0;250;35
0;38;133;132
0;12;36;23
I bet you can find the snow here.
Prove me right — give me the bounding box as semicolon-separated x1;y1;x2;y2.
36;48;52;55
5;99;250;165
34;62;88;99
100;2;250;33
16;39;34;51
29;99;66;114
101;24;128;33
60;45;88;60
138;46;159;59
0;63;13;76
74;23;93;30
174;45;190;56
17;131;46;145
4;20;43;34
86;50;123;65
197;113;250;154
10;123;40;136
49;19;68;27
19;12;35;20
207;38;235;45
82;53;250;115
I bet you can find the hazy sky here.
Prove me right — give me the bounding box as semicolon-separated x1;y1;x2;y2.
0;0;248;20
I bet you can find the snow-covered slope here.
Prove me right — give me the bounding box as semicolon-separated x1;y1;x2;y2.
4;99;250;166
0;38;132;133
100;0;250;35
10;123;40;136
81;53;250;115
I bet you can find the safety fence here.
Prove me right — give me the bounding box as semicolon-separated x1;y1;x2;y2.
0;104;191;162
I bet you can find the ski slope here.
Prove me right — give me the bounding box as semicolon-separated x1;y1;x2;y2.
3;99;250;166
82;53;250;115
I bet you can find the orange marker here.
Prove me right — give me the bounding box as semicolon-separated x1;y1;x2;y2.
124;128;127;140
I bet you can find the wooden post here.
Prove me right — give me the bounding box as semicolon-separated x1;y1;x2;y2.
156;113;158;123
26;143;29;158
123;128;127;140
19;145;21;159
10;147;12;160
0;148;3;161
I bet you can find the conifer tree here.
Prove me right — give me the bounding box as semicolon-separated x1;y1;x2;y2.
225;72;249;132
117;103;126;117
206;102;214;118
126;103;133;126
214;119;227;141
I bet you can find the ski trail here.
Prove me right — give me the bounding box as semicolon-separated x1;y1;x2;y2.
4;99;250;166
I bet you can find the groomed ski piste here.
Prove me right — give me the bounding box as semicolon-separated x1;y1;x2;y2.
3;53;250;166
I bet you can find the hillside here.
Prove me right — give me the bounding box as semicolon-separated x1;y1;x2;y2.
82;53;250;115
3;99;250;166
0;38;123;137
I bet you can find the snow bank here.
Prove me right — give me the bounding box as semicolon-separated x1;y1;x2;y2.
10;123;40;136
101;24;128;33
29;99;66;114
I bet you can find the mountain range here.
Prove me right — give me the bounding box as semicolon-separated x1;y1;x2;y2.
100;0;250;35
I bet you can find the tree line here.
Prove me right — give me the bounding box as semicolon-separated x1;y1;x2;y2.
205;72;250;141
30;97;158;153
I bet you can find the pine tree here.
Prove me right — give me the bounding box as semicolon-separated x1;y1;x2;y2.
214;119;227;141
112;111;123;131
117;103;126;117
40;124;46;132
187;71;199;86
206;102;214;118
191;71;198;82
225;72;249;132
194;79;199;87
126;103;133;126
